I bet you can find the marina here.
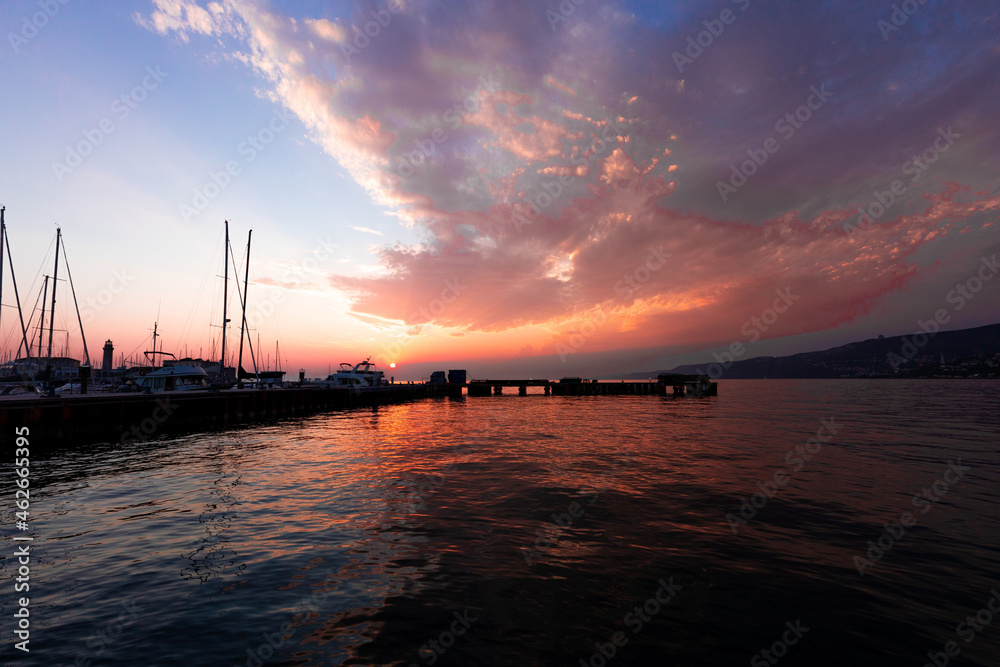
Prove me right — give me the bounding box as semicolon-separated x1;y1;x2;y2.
0;209;718;443
0;216;298;397
0;210;718;440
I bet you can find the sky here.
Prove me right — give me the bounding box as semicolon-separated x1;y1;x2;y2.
1;0;998;381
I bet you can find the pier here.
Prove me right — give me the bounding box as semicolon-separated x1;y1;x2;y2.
461;374;717;398
0;374;716;445
0;384;447;444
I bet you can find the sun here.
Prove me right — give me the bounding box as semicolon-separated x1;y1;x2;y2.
389;362;396;368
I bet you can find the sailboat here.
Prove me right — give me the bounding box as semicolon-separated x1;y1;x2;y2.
0;208;37;390
122;221;237;392
229;227;287;389
238;339;285;387
1;214;91;393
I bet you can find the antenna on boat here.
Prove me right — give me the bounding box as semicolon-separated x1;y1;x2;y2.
143;321;175;368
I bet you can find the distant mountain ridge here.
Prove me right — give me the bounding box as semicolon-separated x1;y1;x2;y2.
617;322;1000;379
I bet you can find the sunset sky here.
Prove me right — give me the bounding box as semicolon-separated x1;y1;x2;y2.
1;0;998;380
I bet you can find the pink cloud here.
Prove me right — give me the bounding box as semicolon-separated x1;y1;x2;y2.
139;0;1000;359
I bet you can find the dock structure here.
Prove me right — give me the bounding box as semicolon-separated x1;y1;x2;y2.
0;384;448;445
0;374;717;445
656;374;718;397
460;374;718;397
550;380;663;396
467;379;550;397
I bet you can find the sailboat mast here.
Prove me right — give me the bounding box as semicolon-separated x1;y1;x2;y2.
3;220;33;363
0;207;5;338
237;229;251;389
220;220;230;382
37;276;48;359
60;233;91;365
46;227;61;374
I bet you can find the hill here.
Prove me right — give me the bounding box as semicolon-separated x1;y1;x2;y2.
618;322;1000;379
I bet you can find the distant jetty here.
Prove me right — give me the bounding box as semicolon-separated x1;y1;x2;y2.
457;373;717;397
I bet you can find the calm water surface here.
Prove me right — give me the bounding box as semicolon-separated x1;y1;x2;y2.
2;380;999;666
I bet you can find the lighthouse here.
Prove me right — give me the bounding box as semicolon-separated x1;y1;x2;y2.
102;340;114;377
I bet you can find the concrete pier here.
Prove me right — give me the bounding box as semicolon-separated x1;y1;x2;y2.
0;384;447;445
549;381;665;396
460;375;718;397
0;374;718;446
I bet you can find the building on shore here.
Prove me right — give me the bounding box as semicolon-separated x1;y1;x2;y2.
102;340;114;374
14;356;80;382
